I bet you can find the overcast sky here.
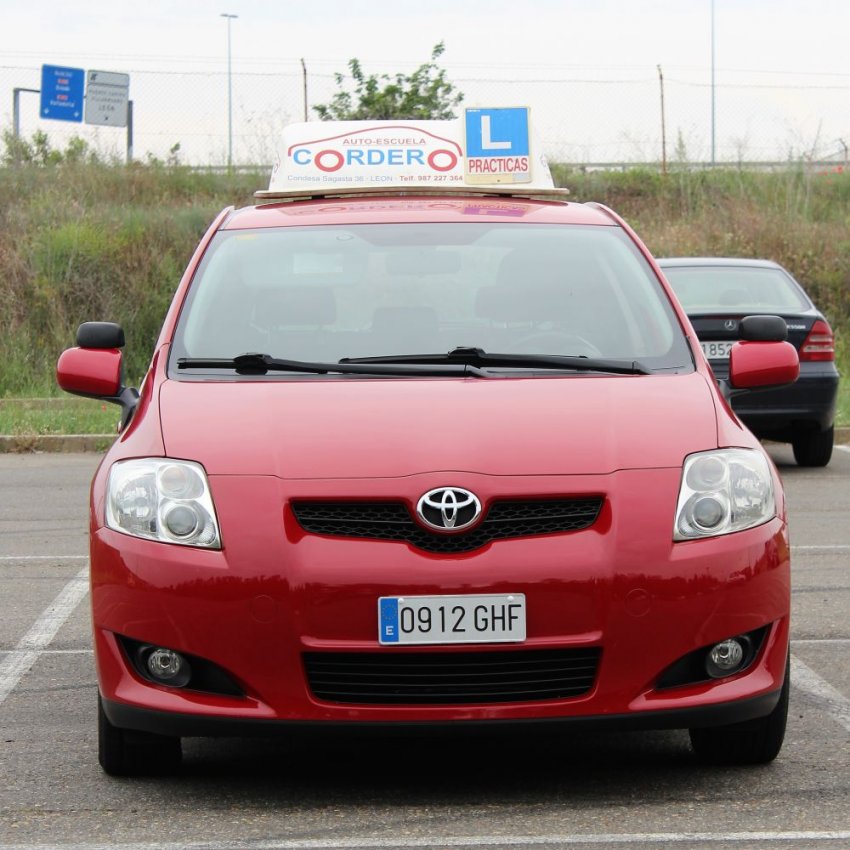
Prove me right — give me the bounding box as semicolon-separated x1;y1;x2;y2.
2;0;848;164
3;0;848;78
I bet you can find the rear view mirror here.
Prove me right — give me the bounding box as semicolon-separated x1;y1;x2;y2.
385;249;462;275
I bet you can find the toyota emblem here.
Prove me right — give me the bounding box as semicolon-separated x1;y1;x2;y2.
416;487;482;533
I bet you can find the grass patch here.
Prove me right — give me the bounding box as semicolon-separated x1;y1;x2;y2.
0;159;847;435
0;397;119;436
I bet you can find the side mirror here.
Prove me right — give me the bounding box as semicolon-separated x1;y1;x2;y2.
57;346;123;398
56;322;139;428
729;340;799;390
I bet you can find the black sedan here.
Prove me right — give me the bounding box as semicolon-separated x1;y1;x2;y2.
658;257;839;467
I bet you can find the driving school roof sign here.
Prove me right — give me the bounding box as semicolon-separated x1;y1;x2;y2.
256;108;564;200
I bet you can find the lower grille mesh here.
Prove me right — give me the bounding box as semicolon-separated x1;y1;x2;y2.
303;648;601;705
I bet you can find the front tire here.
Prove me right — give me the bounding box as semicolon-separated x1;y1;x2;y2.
98;695;182;776
689;658;789;765
792;425;833;467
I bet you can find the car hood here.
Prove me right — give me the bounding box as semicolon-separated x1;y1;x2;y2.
159;373;718;478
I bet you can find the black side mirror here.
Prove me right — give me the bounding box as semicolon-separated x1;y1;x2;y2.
76;322;126;349
739;315;787;342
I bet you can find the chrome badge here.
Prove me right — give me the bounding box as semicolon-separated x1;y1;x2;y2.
416;487;482;533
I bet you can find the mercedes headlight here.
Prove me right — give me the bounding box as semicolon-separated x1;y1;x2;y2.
106;459;222;548
674;449;775;541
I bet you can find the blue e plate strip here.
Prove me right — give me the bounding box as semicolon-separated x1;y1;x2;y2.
379;597;400;643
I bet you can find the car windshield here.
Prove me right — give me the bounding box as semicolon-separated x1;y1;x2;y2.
662;265;811;314
171;223;692;374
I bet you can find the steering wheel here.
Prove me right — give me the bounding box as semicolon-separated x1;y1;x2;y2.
509;330;602;357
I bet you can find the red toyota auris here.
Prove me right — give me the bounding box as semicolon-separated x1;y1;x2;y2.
58;123;799;776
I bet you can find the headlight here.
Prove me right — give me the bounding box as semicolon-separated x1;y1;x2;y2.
106;459;222;548
674;449;775;541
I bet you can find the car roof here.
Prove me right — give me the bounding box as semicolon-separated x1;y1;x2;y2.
222;196;620;230
657;257;784;270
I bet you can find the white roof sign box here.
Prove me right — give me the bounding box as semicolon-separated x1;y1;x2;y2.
255;108;567;200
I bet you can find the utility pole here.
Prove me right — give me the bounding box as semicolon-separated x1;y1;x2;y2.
658;65;667;176
301;58;308;121
221;13;238;169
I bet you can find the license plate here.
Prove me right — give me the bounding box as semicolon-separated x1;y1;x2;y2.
378;593;526;645
700;340;735;359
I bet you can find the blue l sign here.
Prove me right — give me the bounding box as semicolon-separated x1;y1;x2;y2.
41;65;85;123
464;107;532;184
465;108;530;158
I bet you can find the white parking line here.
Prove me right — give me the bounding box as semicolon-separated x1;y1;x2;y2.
0;649;93;657
0;565;89;706
791;544;850;551
4;829;850;849
791;655;850;733
835;444;850;453
0;554;88;561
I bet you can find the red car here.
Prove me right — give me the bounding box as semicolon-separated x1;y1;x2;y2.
58;117;799;775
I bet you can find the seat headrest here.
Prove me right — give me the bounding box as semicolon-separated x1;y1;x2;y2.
259;286;336;326
475;285;537;322
371;306;438;334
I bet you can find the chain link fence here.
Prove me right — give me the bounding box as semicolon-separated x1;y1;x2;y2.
2;61;849;169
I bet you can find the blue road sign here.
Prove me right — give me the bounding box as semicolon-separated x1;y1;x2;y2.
40;65;85;123
465;107;530;159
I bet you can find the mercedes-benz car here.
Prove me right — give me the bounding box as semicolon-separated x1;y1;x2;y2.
658;257;839;467
57;116;799;776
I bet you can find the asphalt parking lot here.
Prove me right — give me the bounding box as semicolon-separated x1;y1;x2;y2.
1;447;848;850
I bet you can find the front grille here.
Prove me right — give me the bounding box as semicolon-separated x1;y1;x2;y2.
303;648;601;705
291;498;603;553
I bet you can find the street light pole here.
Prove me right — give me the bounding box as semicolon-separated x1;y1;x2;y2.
221;13;238;169
710;0;716;165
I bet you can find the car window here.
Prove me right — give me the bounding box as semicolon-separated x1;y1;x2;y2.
172;223;692;372
662;266;811;313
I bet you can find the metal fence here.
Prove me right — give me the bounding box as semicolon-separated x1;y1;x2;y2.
2;61;849;169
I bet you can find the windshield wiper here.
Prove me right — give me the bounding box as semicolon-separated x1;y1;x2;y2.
177;352;487;377
340;347;651;375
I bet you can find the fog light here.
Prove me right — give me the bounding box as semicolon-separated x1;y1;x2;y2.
144;647;191;687
706;638;747;678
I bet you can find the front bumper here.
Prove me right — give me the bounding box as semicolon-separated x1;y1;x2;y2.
91;467;790;733
101;688;783;738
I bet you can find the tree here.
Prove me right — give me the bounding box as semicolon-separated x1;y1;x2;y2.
313;42;463;121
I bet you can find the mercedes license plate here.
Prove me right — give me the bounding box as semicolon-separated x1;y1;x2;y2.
700;340;735;360
378;593;526;645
